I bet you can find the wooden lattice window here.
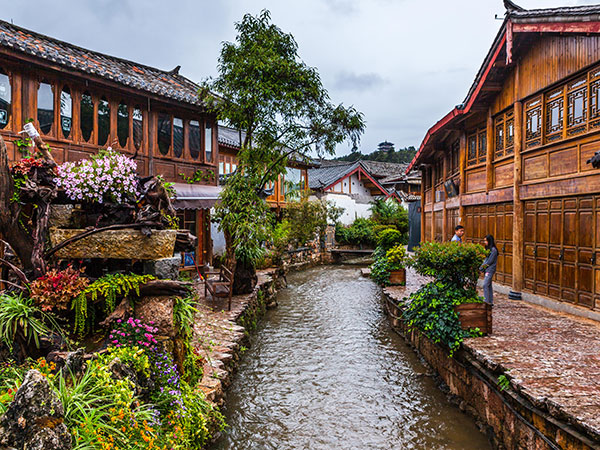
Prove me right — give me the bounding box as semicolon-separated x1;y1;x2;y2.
467;128;486;166
590;67;600;129
567;77;587;136
494;110;514;159
525;96;542;148
477;130;486;164
545;88;564;143
450;139;459;175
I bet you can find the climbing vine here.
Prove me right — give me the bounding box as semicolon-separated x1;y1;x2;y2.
72;273;155;335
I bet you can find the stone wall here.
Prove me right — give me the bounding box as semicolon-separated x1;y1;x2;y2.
383;295;597;450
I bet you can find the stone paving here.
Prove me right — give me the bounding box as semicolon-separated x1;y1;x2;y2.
192;270;276;405
384;267;600;441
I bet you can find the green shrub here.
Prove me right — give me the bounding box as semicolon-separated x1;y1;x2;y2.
403;282;481;356
372;224;397;238
369;198;408;233
370;256;391;286
335;218;376;247
284;197;328;247
377;228;404;251
386;245;407;270
409;241;487;289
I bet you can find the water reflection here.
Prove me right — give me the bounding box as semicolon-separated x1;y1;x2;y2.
214;266;490;450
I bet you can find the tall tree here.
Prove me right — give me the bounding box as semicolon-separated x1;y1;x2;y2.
203;10;364;293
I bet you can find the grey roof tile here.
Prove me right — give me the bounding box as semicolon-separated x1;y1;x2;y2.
0;19;206;108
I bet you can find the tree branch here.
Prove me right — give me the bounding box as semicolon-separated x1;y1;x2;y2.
0;257;29;286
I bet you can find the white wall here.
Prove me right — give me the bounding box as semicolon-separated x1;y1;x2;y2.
315;192;373;225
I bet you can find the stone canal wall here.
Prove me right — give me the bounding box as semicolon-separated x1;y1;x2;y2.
195;268;284;407
382;294;598;450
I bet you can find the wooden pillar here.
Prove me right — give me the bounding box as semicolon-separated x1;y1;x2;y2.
458;132;467;226
442;151;448;240
430;164;436;242
510;100;524;300
486;110;494;192
420;167;425;243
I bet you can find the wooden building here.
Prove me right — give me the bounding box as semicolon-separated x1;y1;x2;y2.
217;125;312;210
0;19;218;265
408;1;600;311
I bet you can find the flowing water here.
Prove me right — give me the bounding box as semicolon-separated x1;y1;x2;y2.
213;266;491;450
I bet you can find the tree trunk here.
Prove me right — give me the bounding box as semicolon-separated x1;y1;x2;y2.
233;260;257;295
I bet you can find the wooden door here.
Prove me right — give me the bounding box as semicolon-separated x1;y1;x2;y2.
524;196;596;309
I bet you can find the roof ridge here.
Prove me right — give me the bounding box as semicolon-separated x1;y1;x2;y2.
0;18;192;81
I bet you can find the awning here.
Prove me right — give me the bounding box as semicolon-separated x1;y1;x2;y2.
171;183;222;210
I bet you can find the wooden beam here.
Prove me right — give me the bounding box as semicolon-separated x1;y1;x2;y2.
511;100;524;299
459;132;466;228
513;21;600;34
442;152;448;241
486;110;494;192
421;167;426;243
431;163;436;242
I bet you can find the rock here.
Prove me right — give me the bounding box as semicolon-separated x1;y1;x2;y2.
59;348;86;377
49;205;74;228
48;228;177;260
0;370;71;450
99;297;132;328
135;296;175;337
143;256;181;280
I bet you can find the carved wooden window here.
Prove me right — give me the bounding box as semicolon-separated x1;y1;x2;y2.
494;110;514;159
477;130;486;164
545;88;563;143
80;92;94;143
525;96;542;148
189;120;201;160
60;87;72;139
590;68;600;129
205;121;213;163
505;111;514;154
567;77;587;136
37;81;54;135
450;139;459;175
467;134;477;166
97;96;110;146
0;69;11;130
495;115;504;156
132;106;143;150
117;101;129;148
157;112;171;155
173;117;184;158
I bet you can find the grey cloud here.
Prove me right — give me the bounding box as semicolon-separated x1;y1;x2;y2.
334;71;388;91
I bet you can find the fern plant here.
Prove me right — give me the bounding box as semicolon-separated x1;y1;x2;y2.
72;273;155;336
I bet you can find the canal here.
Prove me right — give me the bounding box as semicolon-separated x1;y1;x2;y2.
213;265;491;449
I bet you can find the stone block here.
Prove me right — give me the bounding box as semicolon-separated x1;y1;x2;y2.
49;205;74;228
49;228;177;260
143;257;181;280
135;295;175;337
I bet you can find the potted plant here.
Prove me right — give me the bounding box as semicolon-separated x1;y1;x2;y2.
386;245;407;285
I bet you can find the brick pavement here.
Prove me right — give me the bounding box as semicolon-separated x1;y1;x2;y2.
384;267;600;441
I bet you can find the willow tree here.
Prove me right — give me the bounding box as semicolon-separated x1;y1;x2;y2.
203;10;364;293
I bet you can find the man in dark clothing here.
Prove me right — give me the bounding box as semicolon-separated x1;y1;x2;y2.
451;225;464;243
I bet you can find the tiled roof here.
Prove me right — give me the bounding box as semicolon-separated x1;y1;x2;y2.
0;19;205;108
507;3;600;20
218;125;247;148
308;161;360;190
360;160;409;178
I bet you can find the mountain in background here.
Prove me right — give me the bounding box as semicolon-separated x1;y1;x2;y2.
333;141;417;164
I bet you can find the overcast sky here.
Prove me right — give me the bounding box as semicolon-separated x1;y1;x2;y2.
1;0;596;156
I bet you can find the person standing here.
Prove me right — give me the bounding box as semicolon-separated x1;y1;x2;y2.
451;225;465;243
480;234;498;305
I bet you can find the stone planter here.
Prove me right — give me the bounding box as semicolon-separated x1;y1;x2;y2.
389;268;406;285
454;302;492;335
49;228;177;260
